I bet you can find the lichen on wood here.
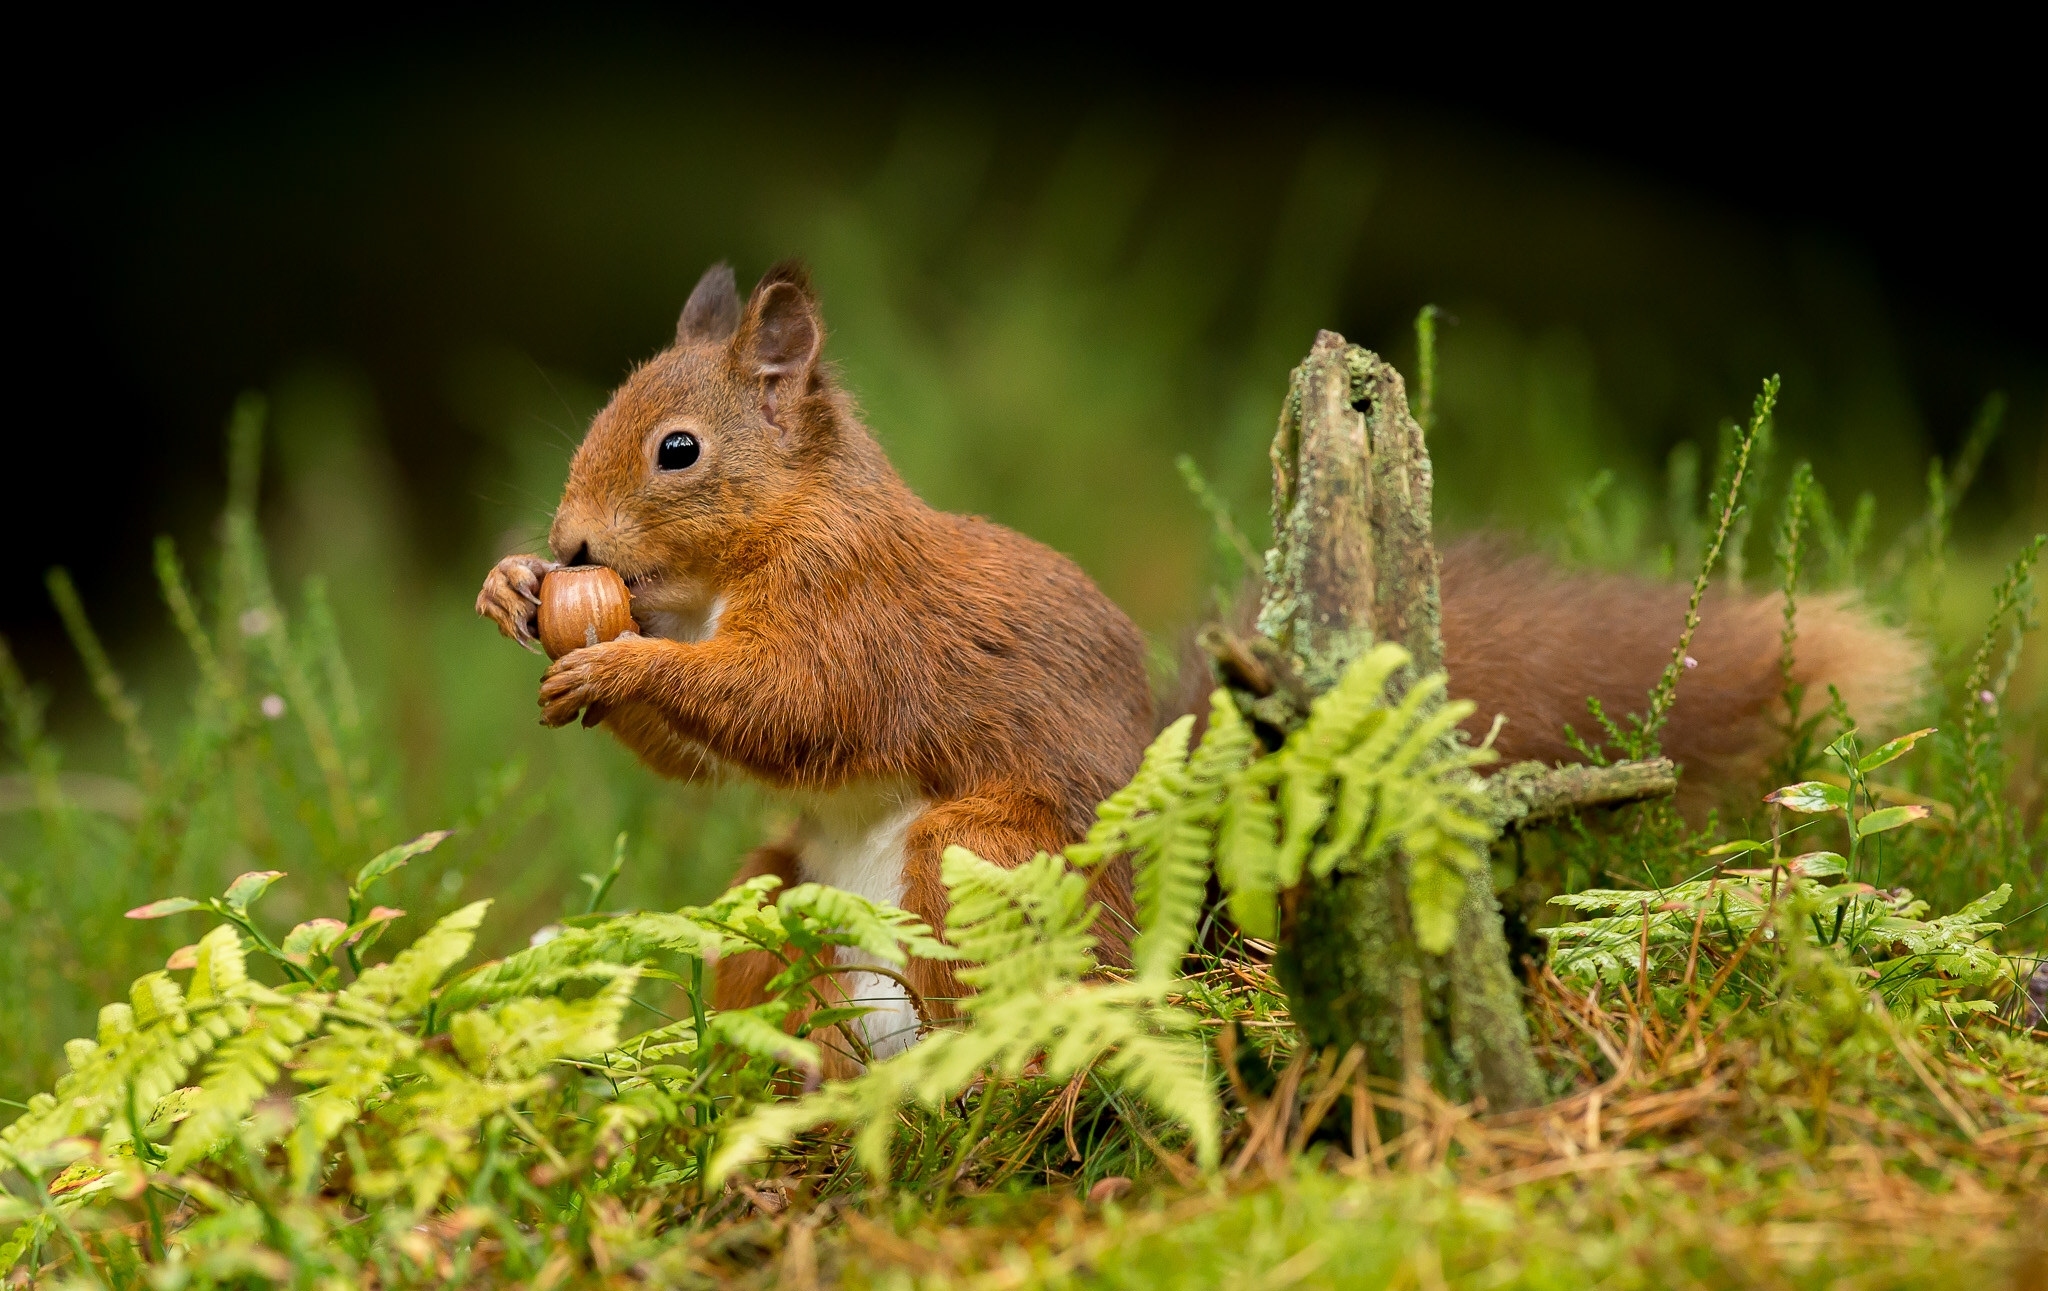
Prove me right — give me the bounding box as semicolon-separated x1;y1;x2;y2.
1258;330;1543;1111
1491;758;1680;831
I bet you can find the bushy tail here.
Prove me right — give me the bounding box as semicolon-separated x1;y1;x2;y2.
1439;539;1928;810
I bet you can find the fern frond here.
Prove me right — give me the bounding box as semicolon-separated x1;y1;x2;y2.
776;884;956;966
945;848;1098;995
437;909;731;1014
186;923;252;1005
1217;759;1282;939
1871;883;2011;986
345;900;490;1017
711;834;1224;1185
293;1022;417;1152
1130;693;1257;980
1209;645;1497;951
448;969;640;1080
1067;716;1196;869
706;1003;821;1073
2;960;239;1156
710;979;1219;1182
164;998;323;1171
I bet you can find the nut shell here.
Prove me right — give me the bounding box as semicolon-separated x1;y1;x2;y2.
537;566;638;660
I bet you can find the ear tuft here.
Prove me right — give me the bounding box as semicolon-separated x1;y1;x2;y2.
754;258;813;297
739;260;823;381
677;263;742;345
735;261;824;429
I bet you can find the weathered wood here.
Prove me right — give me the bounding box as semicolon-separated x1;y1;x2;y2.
1258;331;1544;1112
1258;332;1443;690
1493;758;1680;830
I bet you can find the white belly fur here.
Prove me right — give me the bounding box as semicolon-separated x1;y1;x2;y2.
636;592;928;1056
788;780;927;1059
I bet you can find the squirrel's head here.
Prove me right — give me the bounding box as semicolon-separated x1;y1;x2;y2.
549;260;861;597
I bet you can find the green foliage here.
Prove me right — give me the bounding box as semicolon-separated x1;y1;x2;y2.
0;830;991;1281
1217;645;1497;950
5;323;2044;1286
1546;727;2019;1024
711;844;1223;1182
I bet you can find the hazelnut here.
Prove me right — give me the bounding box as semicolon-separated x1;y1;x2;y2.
537;566;638;660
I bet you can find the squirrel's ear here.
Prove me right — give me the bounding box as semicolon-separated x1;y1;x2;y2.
735;261;823;427
677;263;742;345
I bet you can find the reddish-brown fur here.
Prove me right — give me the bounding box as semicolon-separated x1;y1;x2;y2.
478;261;1925;1043
1438;539;1926;812
476;262;1153;1034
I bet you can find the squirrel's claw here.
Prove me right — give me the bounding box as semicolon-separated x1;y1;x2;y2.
538;641;622;728
478;554;558;649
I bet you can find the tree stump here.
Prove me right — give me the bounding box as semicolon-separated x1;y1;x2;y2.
1256;330;1547;1110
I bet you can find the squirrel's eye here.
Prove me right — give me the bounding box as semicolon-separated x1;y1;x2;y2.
657;431;701;471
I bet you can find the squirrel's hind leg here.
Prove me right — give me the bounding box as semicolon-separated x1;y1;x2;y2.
899;787;1096;1014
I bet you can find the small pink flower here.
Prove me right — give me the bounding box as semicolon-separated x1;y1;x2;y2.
260;693;286;719
1683;656;1699;669
1979;690;1997;705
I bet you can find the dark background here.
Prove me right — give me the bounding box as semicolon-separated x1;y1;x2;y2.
14;23;2044;718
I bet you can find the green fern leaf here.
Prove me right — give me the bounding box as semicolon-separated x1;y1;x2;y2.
448;968;639;1080
185;924;250;1005
437;909;729;1014
1129;695;1253;979
164;999;322;1172
707;1003;822;1073
1068;716;1194;869
293;1022;417;1155
345;899;490;1016
1217;758;1282;939
778;883;932;967
946;848;1099;994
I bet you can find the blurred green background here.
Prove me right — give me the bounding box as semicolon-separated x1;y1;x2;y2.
5;34;2043;1094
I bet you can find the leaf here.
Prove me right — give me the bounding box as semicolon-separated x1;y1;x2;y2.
1786;851;1846;877
1857;727;1937;774
1129;694;1249;981
1857;805;1931;837
350;829;455;899
1705;839;1769;857
125;897;204;920
339;906;406;948
345;900;490;1016
448;970;638;1080
1764;781;1849;813
1216;763;1280;940
435;907;753;1015
187;924;250;1005
281;918;348;965
163;1000;322;1172
778;883;918;967
1407;856;1467;955
1950;883;2012;924
221;870;286;912
707;1006;821;1074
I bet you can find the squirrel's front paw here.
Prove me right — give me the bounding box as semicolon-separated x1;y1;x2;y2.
538;634;649;728
477;554;559;651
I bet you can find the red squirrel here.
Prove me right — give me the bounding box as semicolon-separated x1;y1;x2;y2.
477;261;1924;1053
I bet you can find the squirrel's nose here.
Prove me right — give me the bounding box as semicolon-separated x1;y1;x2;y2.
549;520;594;566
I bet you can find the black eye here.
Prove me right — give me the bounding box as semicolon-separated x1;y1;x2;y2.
657;431;701;471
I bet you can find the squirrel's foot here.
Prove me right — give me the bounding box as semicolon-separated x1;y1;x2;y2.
477;554;559;652
538;633;652;728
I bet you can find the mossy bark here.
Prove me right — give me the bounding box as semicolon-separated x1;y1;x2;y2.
1260;331;1544;1112
1492;758;1679;830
